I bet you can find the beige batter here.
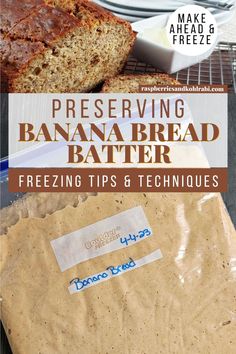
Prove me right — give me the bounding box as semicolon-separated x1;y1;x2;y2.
0;192;236;354
0;192;95;235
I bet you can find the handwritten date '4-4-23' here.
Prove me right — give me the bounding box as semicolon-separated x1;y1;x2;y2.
120;228;151;246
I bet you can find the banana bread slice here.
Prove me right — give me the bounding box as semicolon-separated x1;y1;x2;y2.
102;73;180;93
0;0;135;93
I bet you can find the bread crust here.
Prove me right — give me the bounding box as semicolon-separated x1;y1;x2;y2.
0;0;44;33
0;0;135;92
0;33;46;92
101;73;180;92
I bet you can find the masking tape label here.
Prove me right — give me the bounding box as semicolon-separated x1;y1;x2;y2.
51;206;152;272
69;249;163;294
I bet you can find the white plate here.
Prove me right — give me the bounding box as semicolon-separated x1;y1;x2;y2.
209;7;235;26
112;12;144;22
131;14;221;73
100;0;188;11
93;0;172;16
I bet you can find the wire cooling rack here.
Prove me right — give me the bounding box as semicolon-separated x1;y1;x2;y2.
123;42;236;93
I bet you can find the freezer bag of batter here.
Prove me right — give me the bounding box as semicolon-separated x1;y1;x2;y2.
0;192;236;354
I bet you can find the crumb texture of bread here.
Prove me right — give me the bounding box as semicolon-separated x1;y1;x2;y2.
102;74;180;93
0;0;135;93
44;0;77;12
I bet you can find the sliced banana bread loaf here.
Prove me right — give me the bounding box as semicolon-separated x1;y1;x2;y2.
0;0;135;92
102;73;180;93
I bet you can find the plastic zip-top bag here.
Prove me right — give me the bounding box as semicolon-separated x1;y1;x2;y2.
1;192;236;354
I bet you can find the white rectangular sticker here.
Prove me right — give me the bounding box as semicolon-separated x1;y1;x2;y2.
69;249;163;294
51;206;152;272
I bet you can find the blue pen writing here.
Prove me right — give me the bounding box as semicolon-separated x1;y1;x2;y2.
106;258;136;275
120;228;151;246
72;272;109;291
